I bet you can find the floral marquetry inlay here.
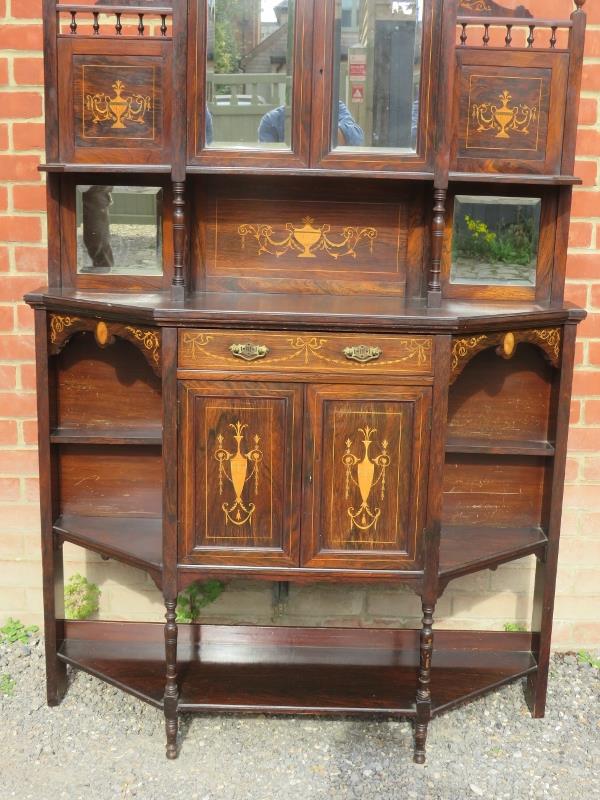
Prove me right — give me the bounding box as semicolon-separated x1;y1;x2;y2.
343;426;392;533
179;330;433;375
215;422;263;527
451;328;562;383
49;314;80;345
85;80;152;131
472;90;538;140
238;217;378;260
124;326;161;368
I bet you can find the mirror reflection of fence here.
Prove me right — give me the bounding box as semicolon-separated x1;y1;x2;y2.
450;195;541;287
333;0;423;152
76;186;163;276
205;0;295;149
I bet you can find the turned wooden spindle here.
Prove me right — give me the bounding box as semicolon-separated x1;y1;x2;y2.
527;24;535;48
172;181;186;296
574;0;586;10
427;188;446;308
115;11;122;35
164;599;179;760
460;23;467;46
505;24;512;47
160;14;167;36
92;11;99;34
69;11;77;34
414;603;435;764
483;23;490;47
138;13;144;36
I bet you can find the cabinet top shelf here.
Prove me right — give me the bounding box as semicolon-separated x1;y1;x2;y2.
25;287;586;332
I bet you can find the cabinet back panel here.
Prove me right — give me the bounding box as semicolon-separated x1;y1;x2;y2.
442;455;546;528
191;177;425;296
56;334;162;431
58;445;162;517
448;345;553;443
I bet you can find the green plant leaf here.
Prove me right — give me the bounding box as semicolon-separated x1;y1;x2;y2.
0;618;39;645
64;574;101;620
0;674;15;696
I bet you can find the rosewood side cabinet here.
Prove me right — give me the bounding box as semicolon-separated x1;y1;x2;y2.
26;0;588;765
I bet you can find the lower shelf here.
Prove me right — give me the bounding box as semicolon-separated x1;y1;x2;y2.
57;621;537;717
54;515;162;579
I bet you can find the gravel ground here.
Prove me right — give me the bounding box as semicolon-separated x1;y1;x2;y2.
0;636;598;800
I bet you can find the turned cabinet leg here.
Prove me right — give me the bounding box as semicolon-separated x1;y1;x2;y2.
44;538;68;706
163;598;179;759
414;602;435;764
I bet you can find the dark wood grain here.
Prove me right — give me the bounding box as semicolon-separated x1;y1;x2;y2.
55;332;162;432
58;444;163;518
179;381;303;567
302;384;431;571
439;524;547;582
442;454;547;528
57;621;537;718
35;309;67;706
54;514;162;575
447;344;553;444
58;38;172;166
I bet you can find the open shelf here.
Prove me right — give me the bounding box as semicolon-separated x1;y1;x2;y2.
439;525;548;582
51;427;162;446
54;515;163;577
57;622;537;717
445;437;555;457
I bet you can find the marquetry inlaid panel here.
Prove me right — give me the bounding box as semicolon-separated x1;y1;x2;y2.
179;381;302;567
302;385;431;571
74;57;161;148
57;38;172;164
453;49;568;174
178;330;433;377
198;195;414;295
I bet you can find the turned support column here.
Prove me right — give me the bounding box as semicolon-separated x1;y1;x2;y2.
172;180;186;300
427;188;447;309
414;602;435;764
163;597;179;759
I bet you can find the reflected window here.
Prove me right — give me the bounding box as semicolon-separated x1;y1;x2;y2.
451;196;541;286
332;0;422;152
206;0;295;149
76;185;163;276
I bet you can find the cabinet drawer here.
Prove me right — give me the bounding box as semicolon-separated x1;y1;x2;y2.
178;329;433;376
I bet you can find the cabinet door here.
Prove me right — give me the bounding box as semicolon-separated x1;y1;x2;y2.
179;381;302;567
302;384;431;570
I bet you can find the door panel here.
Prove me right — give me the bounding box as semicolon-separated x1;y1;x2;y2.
302;384;431;570
179;381;302;567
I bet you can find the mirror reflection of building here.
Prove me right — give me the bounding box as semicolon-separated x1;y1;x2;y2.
206;0;295;149
334;0;422;151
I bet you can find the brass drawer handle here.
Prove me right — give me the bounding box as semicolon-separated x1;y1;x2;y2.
229;343;270;361
343;345;382;363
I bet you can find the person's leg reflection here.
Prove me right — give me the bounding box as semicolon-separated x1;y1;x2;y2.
82;185;114;272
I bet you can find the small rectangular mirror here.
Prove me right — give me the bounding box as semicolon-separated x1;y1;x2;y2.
76;185;163;276
332;0;423;153
205;0;295;150
451;196;541;286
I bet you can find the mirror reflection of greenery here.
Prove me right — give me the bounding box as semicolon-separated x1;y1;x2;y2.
454;211;538;267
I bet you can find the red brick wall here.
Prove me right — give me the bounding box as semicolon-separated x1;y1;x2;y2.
0;1;599;646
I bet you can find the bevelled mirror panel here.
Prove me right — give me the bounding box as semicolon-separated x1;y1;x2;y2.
76;185;163;276
451;195;541;287
331;0;423;153
205;0;295;149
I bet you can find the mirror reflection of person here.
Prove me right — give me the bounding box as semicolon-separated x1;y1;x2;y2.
258;100;364;145
81;185;114;272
